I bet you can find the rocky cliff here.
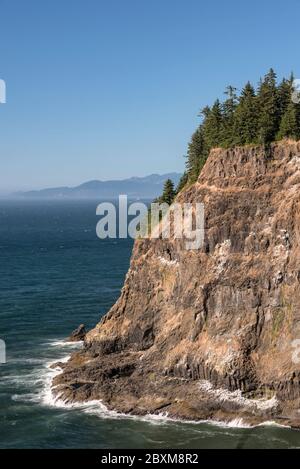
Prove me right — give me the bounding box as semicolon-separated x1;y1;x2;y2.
53;141;300;427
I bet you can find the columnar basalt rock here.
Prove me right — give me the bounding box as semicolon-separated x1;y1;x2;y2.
53;141;300;427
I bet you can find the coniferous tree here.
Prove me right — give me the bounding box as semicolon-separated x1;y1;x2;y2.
220;86;238;147
202;100;223;149
277;101;299;140
200;105;211;120
175;172;188;194
277;75;293;120
276;74;300;140
257;69;279;144
159;179;176;205
233;82;258;145
175;69;300;195
186;126;207;183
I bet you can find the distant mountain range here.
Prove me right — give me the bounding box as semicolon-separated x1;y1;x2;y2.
14;173;182;199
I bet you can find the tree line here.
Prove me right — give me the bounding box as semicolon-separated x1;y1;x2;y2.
157;69;300;204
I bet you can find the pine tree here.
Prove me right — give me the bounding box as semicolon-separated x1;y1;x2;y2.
186;125;207;183
175;172;188;194
177;69;300;194
202;100;223;149
277;76;293;120
276;73;300;140
257;68;279;144
220;85;238;147
233;82;258;145
159;179;176;205
277;101;299;140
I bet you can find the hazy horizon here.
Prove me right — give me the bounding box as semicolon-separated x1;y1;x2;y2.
0;168;183;193
0;171;181;195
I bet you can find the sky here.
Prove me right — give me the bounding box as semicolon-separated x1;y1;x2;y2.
0;0;299;192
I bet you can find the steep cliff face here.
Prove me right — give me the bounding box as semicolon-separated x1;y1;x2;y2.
53;141;300;426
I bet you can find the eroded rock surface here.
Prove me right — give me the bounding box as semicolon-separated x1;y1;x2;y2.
53;141;300;427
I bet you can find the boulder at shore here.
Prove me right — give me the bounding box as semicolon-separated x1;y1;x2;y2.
68;324;86;342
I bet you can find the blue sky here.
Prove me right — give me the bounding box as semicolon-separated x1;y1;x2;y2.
0;0;299;191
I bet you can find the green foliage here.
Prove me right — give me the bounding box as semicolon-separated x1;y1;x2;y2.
276;75;300;140
202;100;223;148
156;178;176;205
221;86;238;147
186;126;207;183
183;69;300;185
277;75;293;118
256;69;279;144
175;172;188;194
277;101;299;140
155;69;300;199
233;82;258;145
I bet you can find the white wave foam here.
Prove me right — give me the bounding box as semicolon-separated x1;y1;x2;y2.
41;356;72;407
41;357;127;418
45;340;83;348
5;338;81;408
257;420;290;429
11;393;40;403
132;412;253;429
217;418;251;428
9;358;46;365
2;375;29;384
198;380;278;413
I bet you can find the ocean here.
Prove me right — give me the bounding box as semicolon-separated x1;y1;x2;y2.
0;199;299;449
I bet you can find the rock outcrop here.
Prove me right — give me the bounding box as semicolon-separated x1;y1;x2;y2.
68;324;86;342
53;141;300;427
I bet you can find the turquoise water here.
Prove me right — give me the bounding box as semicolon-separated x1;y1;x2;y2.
0;199;300;449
